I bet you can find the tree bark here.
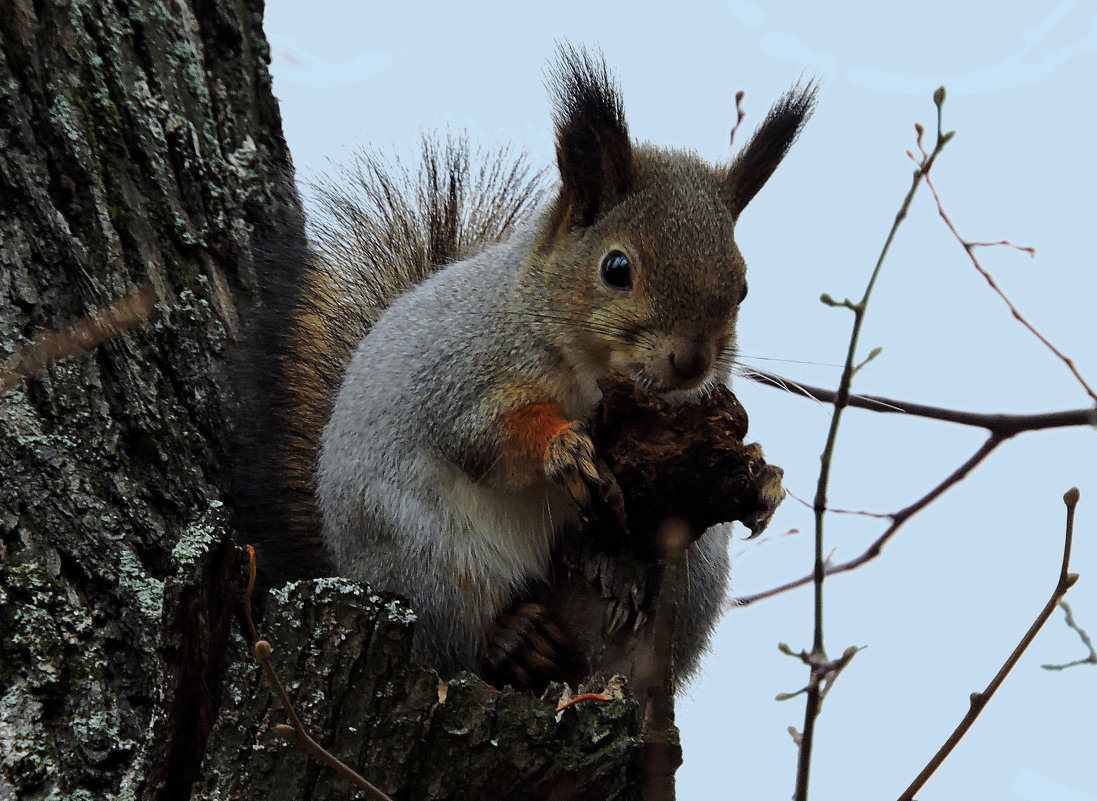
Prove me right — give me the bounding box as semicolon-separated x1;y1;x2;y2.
0;3;648;799
0;0;291;797
193;580;643;801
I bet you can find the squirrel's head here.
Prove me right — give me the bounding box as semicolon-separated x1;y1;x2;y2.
533;44;816;399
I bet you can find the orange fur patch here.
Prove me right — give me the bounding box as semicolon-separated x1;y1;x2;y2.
504;402;570;462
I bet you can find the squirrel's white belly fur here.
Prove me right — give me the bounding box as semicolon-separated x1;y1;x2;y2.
318;229;577;674
433;455;574;610
320;422;573;673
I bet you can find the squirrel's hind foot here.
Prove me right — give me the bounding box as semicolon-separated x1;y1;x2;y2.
480;602;572;692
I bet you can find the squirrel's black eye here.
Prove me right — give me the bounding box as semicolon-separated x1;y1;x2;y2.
600;250;633;290
737;281;749;304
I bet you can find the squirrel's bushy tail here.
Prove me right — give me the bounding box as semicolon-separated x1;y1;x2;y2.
237;134;545;582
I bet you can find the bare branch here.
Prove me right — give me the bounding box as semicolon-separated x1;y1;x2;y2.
742;369;1092;609
792;88;953;801
746;369;1096;434
897;489;1082;801
739;433;1005;608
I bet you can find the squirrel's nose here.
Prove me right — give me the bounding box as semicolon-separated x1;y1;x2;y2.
669;347;710;382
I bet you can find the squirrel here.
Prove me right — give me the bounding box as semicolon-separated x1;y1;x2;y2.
238;44;816;686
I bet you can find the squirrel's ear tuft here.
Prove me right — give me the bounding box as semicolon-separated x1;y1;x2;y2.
720;81;818;218
548;43;634;228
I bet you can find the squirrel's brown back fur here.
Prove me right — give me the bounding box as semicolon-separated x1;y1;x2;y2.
237;135;544;582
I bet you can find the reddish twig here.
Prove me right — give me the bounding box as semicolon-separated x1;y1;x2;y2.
897;489;1081;801
0;284;158;395
245;546;394;801
967;238;1036;254
244;545;259;640
729;90;747;149
555;693;613;714
738;100;1094;616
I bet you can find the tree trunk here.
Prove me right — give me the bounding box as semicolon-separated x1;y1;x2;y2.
0;3;643;799
0;0;293;796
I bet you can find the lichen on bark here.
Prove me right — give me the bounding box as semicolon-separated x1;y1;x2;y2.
1;0;292;796
195;579;643;801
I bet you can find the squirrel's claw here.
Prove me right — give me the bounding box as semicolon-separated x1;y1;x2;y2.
480;602;572;691
545;422;602;508
741;443;786;539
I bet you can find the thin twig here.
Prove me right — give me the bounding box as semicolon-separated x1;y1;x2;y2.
728;90;746;149
739;433;1005;607
244;545;259;640
792;94;952;801
747;370;1096;434
737;371;1094;606
897;489;1081;801
730;527;801;566
918;158;1097;406
554;692;612;714
244;547;394;801
784;487;891;520
737;99;1094;617
777;644;863;704
1041;600;1097;671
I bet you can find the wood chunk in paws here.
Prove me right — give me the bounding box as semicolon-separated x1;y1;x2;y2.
584;374;785;554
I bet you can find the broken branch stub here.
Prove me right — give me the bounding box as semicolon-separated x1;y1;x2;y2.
544;374;785;695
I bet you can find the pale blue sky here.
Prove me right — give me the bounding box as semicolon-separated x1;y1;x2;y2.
263;2;1097;798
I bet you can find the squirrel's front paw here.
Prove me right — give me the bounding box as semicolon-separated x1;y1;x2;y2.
481;603;571;691
545;422;602;507
741;442;786;539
